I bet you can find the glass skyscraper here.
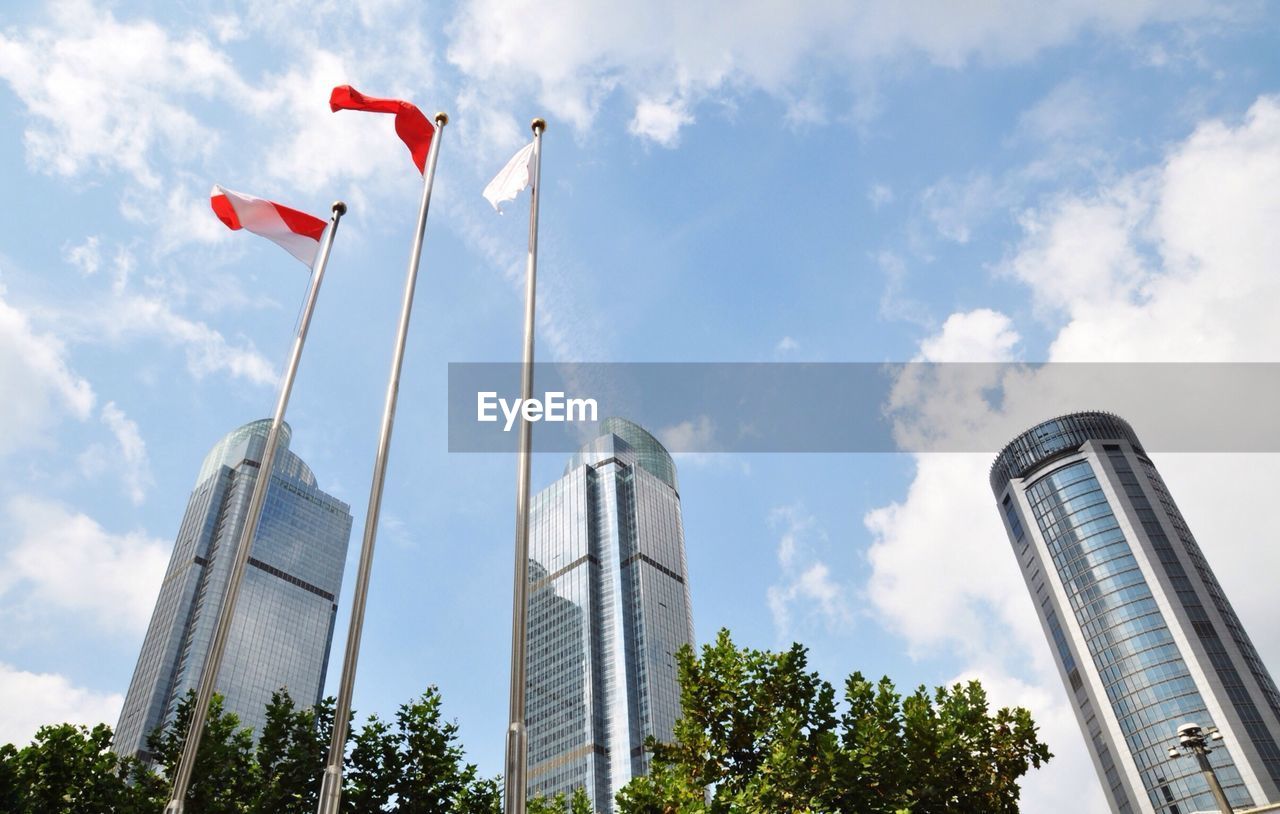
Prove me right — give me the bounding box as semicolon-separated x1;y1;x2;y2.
525;418;694;812
115;419;352;760
992;412;1280;813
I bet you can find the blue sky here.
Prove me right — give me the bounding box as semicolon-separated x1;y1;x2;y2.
2;1;1280;811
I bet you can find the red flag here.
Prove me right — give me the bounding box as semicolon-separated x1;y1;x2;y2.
211;185;327;267
330;85;434;174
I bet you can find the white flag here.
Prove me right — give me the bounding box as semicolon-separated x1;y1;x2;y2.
483;141;536;213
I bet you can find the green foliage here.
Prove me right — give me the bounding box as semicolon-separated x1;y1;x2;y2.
344;713;399;812
331;687;501;813
250;691;335;814
393;690;475;812
528;791;569;814
570;786;594;814
0;743;19;813
529;786;595;814
616;629;1052;814
456;774;503;814
0;634;1049;814
0;685;500;814
147;691;257;813
0;722;157;814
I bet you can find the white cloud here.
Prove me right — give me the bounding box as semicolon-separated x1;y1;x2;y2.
782;96;826;129
0;284;175;503
120;181;231;257
864;454;1036;658
775;336;800;354
0;286;96;456
629;97;693;147
59;290;277;386
876;250;932;327
655;417;716;455
446;0;1223;144
0;663;123;748
1031;97;1280;362
45;233;279;408
0;1;439;229
0;0;250;188
1151;456;1280;665
865;96;1280;813
882;309;1021;452
1004;176;1156;322
921;173;1011;244
64;236;102;277
1015;77;1108;145
209;12;246;44
766;505;852;640
916;308;1019;363
101;402;151;505
80;402;153;505
125;294;277;385
253;50;421;196
867;183;894;209
0;497;168;635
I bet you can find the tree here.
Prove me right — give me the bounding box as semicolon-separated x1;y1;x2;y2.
529;786;595;814
456;774;503;814
147;691;257;814
0;722;157;814
0;743;19;813
616;630;1052;814
570;787;594;814
339;686;500;813
393;689;476;812
343;712;399;812
250;691;336;814
0;684;501;814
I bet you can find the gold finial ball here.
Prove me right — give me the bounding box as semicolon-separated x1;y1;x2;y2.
531;117;547;133
435;111;450;126
332;201;348;216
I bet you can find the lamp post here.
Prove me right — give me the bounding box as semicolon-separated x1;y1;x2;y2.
1168;722;1233;814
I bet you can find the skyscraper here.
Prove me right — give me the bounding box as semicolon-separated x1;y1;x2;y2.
115;419;352;760
525;418;694;812
991;412;1280;813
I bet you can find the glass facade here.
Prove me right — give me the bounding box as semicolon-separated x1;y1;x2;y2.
526;419;694;813
993;413;1280;813
114;420;352;761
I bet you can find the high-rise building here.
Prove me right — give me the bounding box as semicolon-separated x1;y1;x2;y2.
991;412;1280;813
115;419;352;760
525;418;694;812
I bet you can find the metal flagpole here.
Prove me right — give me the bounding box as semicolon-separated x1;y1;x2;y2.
503;117;545;814
164;200;348;814
316;110;449;814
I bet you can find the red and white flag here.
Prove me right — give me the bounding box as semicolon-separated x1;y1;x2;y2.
483;141;536;213
329;85;434;174
210;185;327;267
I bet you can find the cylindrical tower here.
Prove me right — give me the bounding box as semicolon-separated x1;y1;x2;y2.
992;412;1280;813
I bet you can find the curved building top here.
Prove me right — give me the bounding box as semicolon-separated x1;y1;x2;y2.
989;411;1142;496
564;417;679;492
195;419;316;488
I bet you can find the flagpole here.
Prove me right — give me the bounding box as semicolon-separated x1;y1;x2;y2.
164;200;347;814
504;117;545;814
316;111;449;814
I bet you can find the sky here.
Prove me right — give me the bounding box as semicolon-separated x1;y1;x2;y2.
2;1;1279;811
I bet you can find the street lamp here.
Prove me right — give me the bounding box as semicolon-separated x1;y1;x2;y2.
1167;722;1232;814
